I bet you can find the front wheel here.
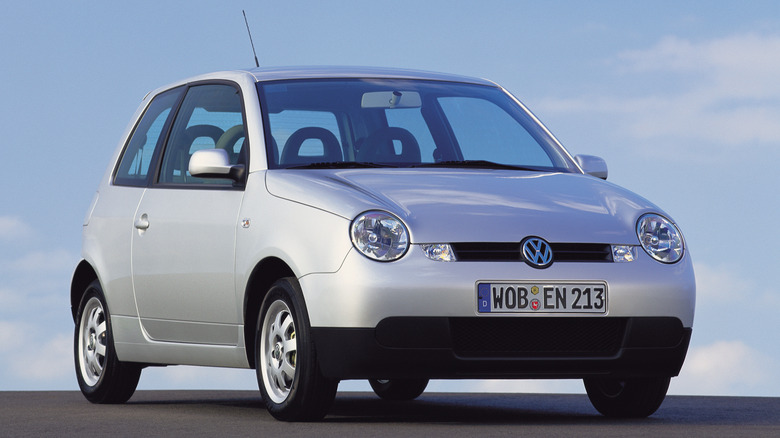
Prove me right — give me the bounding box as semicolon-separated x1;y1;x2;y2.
256;278;338;421
584;377;670;418
369;378;429;401
74;280;141;403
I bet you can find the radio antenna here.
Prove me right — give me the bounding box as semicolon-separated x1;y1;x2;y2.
243;10;260;67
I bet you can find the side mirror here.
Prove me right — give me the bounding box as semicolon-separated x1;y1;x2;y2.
574;154;608;180
189;149;245;182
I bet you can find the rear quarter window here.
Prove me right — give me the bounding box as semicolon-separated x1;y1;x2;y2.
114;87;183;186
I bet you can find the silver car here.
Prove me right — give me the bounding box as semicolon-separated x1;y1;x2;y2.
71;67;695;421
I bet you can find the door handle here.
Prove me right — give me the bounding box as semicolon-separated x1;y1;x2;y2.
134;214;150;230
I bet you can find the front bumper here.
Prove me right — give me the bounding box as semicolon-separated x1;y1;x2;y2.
313;316;691;380
301;246;695;380
301;247;696;328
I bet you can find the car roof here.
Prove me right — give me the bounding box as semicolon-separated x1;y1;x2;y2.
245;66;498;86
143;66;500;102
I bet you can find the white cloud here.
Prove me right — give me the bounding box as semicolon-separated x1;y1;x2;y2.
428;379;584;394
669;340;776;396
0;248;77;315
0;288;26;312
0;216;33;241
138;365;257;390
693;261;746;301
618;34;780;99
8;248;78;273
693;261;780;309
623;34;771;67
338;380;372;392
11;333;73;382
0;322;73;388
0;320;27;352
537;33;780;151
342;379;585;395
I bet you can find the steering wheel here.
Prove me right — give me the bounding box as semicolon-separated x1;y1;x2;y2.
216;124;246;163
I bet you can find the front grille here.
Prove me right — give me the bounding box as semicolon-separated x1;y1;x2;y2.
450;317;627;358
551;243;613;262
450;242;613;263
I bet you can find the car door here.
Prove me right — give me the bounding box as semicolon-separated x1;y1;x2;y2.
131;83;248;345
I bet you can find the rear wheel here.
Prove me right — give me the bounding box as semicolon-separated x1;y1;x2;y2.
584;377;670;418
369;378;429;401
256;278;338;421
74;280;141;403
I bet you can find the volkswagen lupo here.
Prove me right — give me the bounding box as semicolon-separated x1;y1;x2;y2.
72;67;695;421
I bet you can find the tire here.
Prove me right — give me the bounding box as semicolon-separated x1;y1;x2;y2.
584;377;671;418
255;278;338;421
369;378;429;401
74;279;141;404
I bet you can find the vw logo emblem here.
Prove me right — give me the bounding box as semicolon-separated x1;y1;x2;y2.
521;237;553;269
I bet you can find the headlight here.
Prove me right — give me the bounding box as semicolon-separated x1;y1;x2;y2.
636;214;684;263
350;211;409;261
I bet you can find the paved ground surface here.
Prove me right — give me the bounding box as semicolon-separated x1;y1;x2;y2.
1;391;778;437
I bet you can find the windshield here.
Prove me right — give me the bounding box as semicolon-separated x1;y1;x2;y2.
257;79;576;172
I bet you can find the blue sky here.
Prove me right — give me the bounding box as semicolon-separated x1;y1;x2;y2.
1;1;778;396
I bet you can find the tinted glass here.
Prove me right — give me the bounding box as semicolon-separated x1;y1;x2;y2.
267;110;340;165
385;107;437;162
258;79;574;171
439;97;554;167
158;84;246;186
114;87;182;186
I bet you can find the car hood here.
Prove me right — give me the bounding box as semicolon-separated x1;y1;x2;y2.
264;169;664;244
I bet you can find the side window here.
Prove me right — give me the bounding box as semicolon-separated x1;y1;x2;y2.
158;84;246;186
438;97;554;167
114;87;183;186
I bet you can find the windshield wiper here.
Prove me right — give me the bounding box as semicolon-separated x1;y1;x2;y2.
412;160;542;171
286;161;398;169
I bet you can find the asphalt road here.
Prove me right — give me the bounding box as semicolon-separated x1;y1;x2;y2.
1;391;778;437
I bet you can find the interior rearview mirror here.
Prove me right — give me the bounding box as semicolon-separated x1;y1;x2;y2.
361;91;421;108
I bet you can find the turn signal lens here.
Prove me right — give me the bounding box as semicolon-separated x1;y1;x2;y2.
421;244;456;262
611;245;637;263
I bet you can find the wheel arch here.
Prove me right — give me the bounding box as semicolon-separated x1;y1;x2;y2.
243;257;296;368
71;260;99;323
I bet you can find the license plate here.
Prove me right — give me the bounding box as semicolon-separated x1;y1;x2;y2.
477;282;607;313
